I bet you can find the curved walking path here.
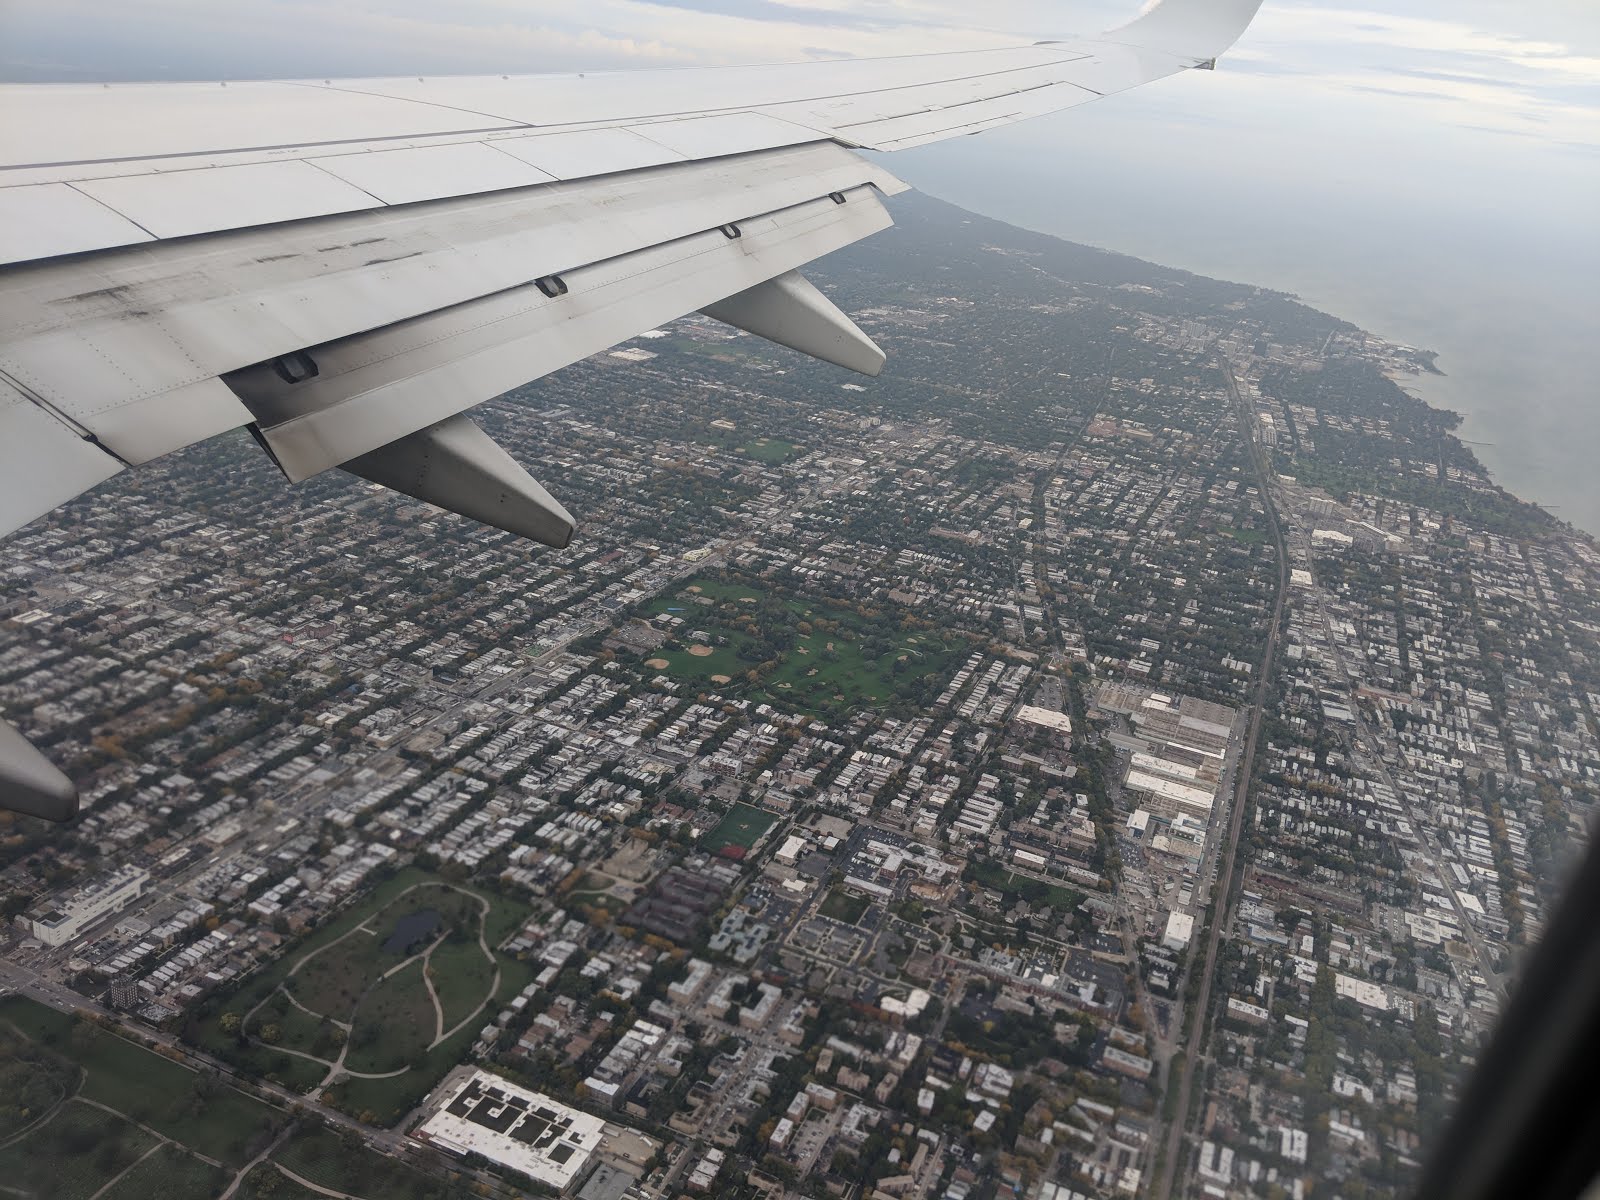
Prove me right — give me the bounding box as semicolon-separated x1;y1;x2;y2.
429;892;499;1050
0;1061;80;1152
241;881;505;1093
74;1097;224;1169
219;1125;292;1200
275;1163;369;1200
283;987;350;1032
421;953;446;1045
286;923;377;979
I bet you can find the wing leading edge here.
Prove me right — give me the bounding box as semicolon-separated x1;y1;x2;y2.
0;0;1263;819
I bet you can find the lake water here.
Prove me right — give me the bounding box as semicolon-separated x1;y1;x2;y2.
892;138;1600;536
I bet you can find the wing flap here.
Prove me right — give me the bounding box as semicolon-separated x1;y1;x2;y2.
0;142;905;495
229;184;893;481
312;141;558;206
0;378;122;535
0;183;155;262
489;127;686;179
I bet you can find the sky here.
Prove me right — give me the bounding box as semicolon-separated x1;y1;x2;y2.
2;0;1596;527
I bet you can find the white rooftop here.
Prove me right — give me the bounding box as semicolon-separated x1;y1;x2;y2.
415;1070;605;1188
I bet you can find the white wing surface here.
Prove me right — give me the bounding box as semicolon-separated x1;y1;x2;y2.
0;0;1262;817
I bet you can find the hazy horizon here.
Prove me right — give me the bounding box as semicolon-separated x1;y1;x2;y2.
4;0;1595;530
891;121;1600;532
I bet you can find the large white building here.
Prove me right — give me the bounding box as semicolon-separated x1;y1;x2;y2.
1163;911;1195;951
32;865;149;947
415;1070;607;1190
1015;705;1073;736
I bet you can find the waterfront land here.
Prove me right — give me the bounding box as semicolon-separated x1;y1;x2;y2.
1;192;1594;1200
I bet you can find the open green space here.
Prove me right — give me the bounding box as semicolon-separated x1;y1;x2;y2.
1;997;285;1166
190;868;532;1122
236;1164;332;1200
428;934;498;1031
964;859;1084;914
212;1036;329;1095
345;959;436;1075
0;1022;77;1136
819;887;872;925
739;436;800;464
293;927;386;1017
183;870;524;1126
316;949;532;1126
704;802;777;853
272;1127;445;1200
0;1099;155;1200
645;575;970;719
249;987;344;1062
102;1143;230;1200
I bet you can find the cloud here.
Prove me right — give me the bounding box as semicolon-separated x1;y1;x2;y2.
1219;3;1600;149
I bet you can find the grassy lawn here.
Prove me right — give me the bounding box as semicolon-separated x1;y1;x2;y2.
1;997;284;1166
293;927;385;1017
819;887;872;925
103;1143;229;1200
345;959;436;1075
704;802;777;853
645;576;969;718
272;1127;443;1200
291;883;484;1021
0;1099;155;1200
965;860;1084;914
194;869;530;1107
236;1164;331;1200
0;1022;77;1136
429;935;497;1031
249;987;341;1061
211;1036;329;1095
740;436;800;464
498;955;540;1011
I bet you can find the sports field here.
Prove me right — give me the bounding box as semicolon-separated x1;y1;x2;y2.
704;803;778;853
739;436;800;464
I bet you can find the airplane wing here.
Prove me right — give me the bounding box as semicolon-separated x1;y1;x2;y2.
0;0;1263;819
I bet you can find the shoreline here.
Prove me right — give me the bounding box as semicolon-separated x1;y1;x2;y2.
892;178;1599;538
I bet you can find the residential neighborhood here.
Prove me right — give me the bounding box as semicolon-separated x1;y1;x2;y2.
1;195;1594;1200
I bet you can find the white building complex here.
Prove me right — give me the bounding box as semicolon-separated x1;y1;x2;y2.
415;1070;606;1190
31;865;149;947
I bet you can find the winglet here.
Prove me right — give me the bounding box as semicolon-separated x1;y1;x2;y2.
1102;0;1265;62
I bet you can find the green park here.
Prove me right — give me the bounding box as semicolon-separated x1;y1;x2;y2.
192;868;537;1126
0;993;453;1199
641;575;970;719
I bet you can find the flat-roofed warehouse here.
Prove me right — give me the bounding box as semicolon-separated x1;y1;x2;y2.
415;1070;607;1190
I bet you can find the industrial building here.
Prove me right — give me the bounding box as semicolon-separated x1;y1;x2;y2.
414;1070;607;1190
31;865;149;948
